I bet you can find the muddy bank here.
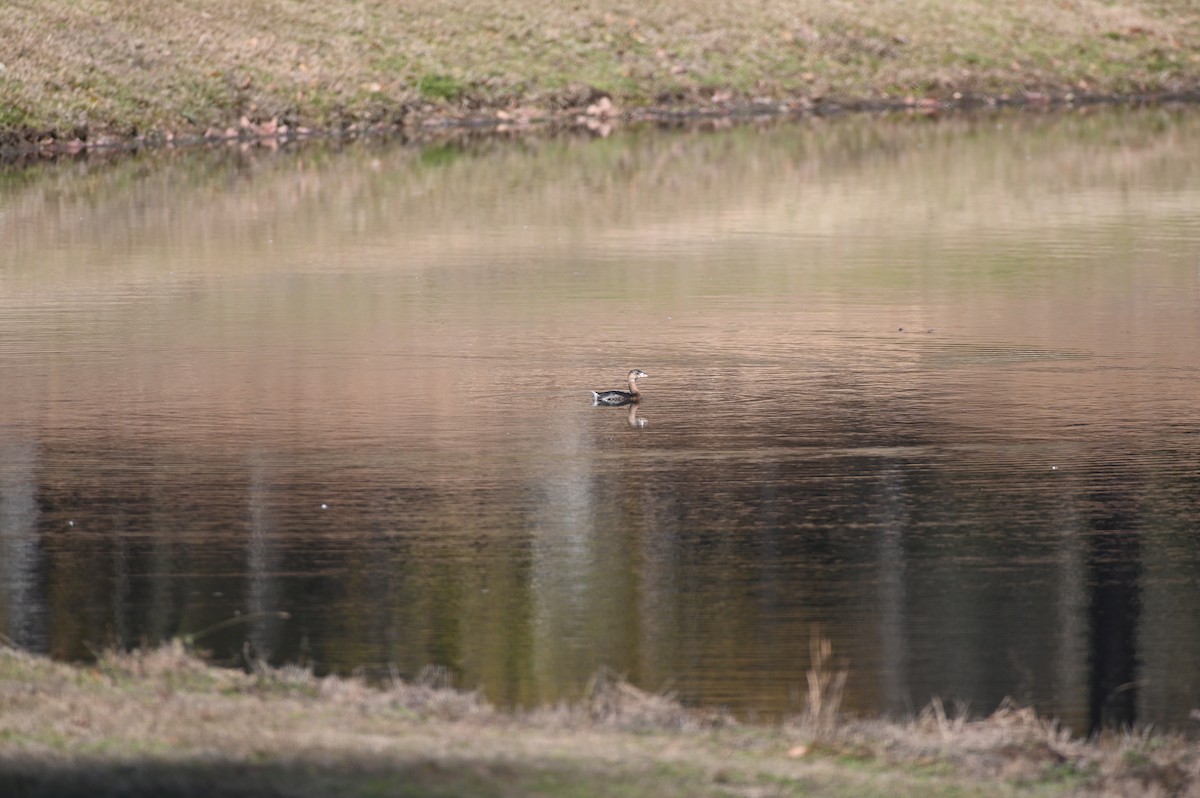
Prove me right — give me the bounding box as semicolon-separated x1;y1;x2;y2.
5;87;1200;160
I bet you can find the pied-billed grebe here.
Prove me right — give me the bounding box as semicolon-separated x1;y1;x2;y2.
591;369;648;406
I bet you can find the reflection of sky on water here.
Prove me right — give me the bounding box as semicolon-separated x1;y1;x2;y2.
0;440;43;650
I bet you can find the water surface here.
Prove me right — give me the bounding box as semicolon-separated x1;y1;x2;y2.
2;108;1200;733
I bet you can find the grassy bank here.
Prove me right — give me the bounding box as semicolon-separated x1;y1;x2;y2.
0;643;1197;797
1;0;1198;149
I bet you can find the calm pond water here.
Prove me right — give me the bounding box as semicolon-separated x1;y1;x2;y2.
2;108;1199;734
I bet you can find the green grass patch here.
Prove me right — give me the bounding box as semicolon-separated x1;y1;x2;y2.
0;89;38;130
417;74;466;101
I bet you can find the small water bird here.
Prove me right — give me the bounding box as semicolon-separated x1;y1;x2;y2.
591;369;648;406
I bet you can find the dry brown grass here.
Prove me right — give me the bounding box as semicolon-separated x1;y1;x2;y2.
1;0;1198;145
803;629;849;729
2;642;1200;797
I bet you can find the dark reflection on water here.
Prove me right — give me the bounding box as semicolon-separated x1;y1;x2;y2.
2;108;1200;734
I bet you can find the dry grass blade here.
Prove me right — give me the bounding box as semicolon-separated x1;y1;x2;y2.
581;666;720;731
803;629;848;730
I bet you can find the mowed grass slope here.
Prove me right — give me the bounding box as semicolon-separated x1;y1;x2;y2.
2;644;1199;798
1;0;1198;142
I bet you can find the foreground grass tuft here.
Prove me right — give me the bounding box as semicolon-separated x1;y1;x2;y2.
1;643;1199;797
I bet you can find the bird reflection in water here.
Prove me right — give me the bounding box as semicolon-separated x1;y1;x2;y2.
626;403;647;428
590;400;647;428
589;395;648;428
